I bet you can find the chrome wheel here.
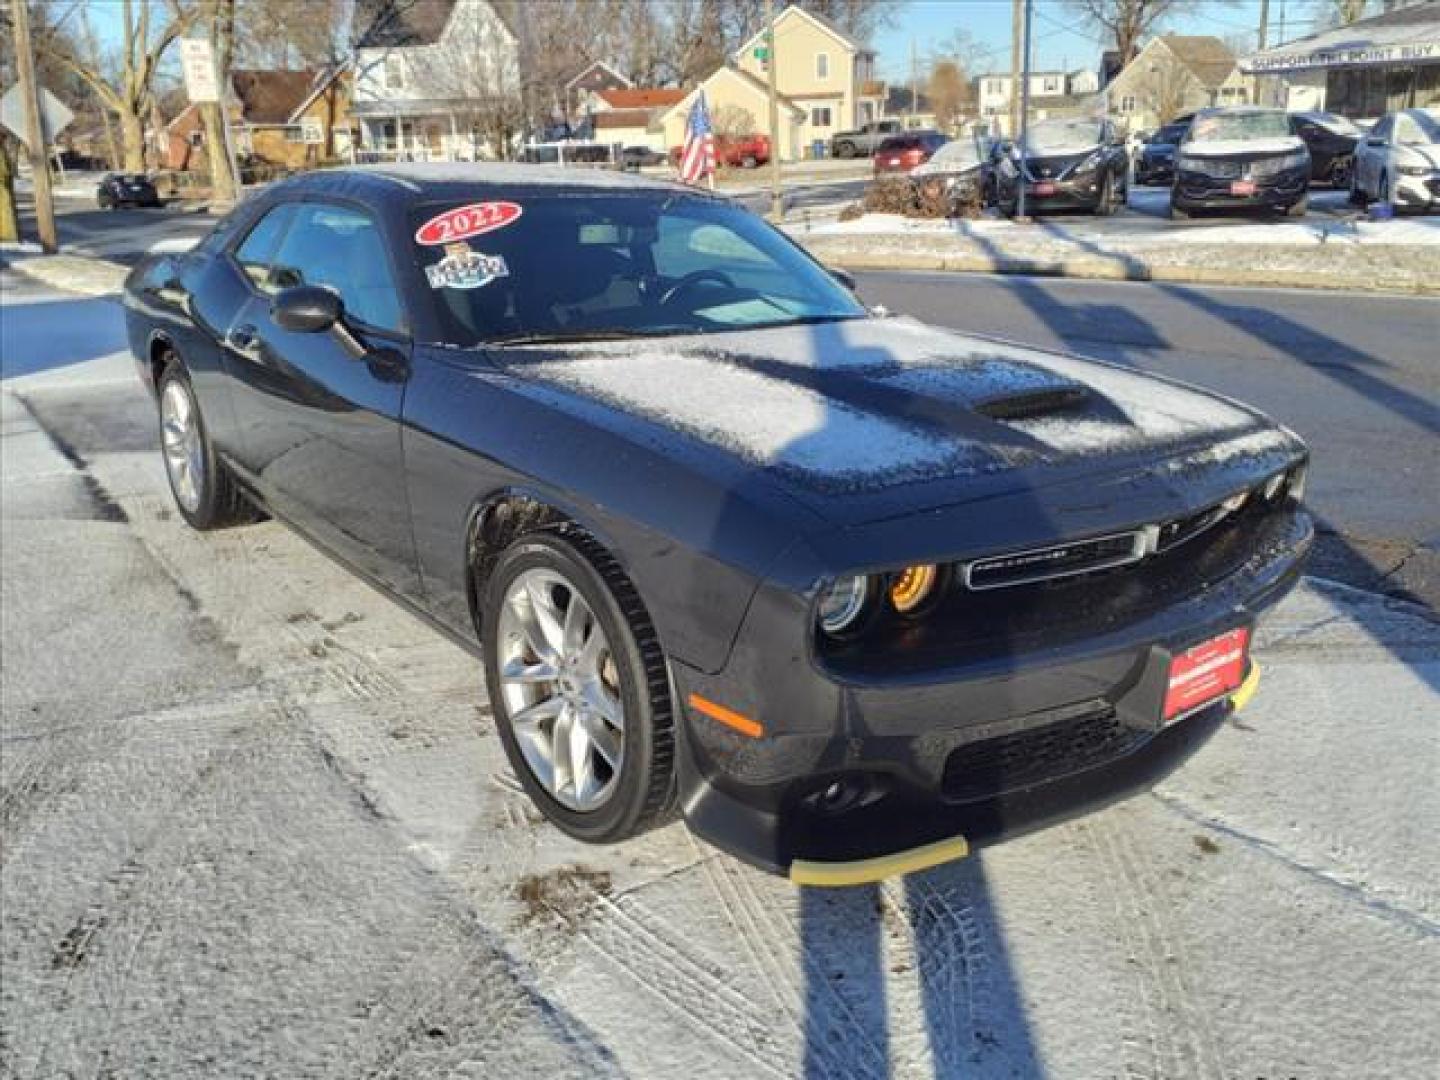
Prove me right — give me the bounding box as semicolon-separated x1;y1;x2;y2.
160;378;204;512
496;568;624;812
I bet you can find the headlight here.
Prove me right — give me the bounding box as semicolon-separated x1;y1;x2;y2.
1278;150;1309;171
1073;150;1106;175
889;565;942;615
817;575;873;636
1398;164;1434;177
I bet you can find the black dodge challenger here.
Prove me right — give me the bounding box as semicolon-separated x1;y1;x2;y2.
122;164;1312;884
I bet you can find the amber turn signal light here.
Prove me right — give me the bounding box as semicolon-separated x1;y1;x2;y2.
889;564;940;614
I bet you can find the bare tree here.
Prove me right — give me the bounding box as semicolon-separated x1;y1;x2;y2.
427;1;526;158
927;60;971;132
1317;0;1371;25
931;26;996;75
712;102;756;140
1064;0;1184;66
38;0;199;171
235;0;350;68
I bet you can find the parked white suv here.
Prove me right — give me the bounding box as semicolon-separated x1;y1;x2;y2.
1350;107;1440;211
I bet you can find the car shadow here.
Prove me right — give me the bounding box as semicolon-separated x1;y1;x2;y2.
0;292;129;381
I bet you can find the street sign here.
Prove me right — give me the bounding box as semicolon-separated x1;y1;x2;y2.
0;84;74;152
753;47;769;60
180;38;221;103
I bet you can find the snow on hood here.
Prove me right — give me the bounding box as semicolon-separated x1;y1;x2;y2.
505;317;1274;503
1399;145;1440;169
1181;137;1305;157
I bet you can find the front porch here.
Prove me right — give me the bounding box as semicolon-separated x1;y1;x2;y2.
351;101;500;163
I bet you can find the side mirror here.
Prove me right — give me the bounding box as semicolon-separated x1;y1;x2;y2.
830;267;857;292
272;285;341;333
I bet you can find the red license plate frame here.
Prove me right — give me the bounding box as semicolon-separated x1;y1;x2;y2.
1032;182;1057;196
1230;180;1257;197
1164;627;1250;722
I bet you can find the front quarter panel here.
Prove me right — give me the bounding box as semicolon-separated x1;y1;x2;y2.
401;346;811;673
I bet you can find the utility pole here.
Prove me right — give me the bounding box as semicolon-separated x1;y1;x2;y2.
1017;0;1034;221
1258;0;1270;50
765;0;782;221
10;0;58;253
1009;0;1023;137
910;37;918;119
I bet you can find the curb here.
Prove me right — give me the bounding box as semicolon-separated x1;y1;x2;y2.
2;253;130;297
800;243;1440;297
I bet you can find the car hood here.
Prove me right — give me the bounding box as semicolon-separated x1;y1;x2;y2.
501;317;1301;526
1398;144;1440;169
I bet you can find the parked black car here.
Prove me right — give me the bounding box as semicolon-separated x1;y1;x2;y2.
1292;111;1361;188
120;164;1311;883
1135;119;1193;186
1172;107;1311;219
97;173;161;209
996;117;1130;215
621;145;665;170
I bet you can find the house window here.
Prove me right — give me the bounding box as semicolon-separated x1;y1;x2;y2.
1120;94;1136;113
1043;76;1059;93
384;55;404;90
810;106;832;128
816;53;829;80
301;117;323;144
188;130;204;147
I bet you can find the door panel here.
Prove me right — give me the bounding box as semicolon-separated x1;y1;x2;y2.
223;200;422;599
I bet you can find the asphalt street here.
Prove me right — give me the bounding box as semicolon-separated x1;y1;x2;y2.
855;270;1440;611
4;227;1439;1079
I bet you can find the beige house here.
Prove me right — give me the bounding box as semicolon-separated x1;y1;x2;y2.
731;4;883;158
1107;35;1253;132
658;66;806;160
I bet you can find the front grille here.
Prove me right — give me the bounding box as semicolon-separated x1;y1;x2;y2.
1183;158;1244;179
964;530;1147;591
941;705;1145;802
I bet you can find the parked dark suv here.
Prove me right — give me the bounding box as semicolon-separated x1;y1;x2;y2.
97;173;161;209
1291;111;1361;188
1135;119;1193;186
996;117;1130;215
1171;107;1311;219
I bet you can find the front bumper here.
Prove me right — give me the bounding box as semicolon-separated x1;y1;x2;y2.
673;507;1312;881
1173;166;1308;211
1394;173;1440;209
1017;173;1108;210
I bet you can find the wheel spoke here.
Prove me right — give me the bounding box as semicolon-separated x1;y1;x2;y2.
501;656;559;684
565;708;598;804
562;591;591;657
510;591;560;664
524;578;566;657
581;711;622;770
510;693;563;731
581;682;621;729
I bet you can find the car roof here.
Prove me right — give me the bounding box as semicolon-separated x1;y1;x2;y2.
273;162;705;209
1194;105;1285;118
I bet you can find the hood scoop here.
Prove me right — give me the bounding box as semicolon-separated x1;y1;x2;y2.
973;385;1091;421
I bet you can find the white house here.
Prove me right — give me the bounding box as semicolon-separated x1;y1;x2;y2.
351;0;522;162
1106;36;1251;132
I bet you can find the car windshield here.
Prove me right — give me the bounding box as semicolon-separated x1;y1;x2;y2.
1024;119;1104;153
1151;124;1188;144
1396;110;1439;144
1187;111;1292;143
410;193;866;346
1307;112;1360;135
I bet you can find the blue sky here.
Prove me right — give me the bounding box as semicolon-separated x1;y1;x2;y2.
870;0;1331;80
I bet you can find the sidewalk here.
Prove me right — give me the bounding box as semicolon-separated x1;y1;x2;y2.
796;209;1440;295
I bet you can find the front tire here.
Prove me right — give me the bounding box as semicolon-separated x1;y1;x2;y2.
1094;172;1117;216
1169;198;1190;220
156;361;255;530
1286;194;1308;218
483;530;676;844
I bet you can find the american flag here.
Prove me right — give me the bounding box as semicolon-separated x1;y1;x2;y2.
679;90;716;186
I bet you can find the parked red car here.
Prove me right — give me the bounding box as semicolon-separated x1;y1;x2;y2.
670;133;771;169
873;130;948;175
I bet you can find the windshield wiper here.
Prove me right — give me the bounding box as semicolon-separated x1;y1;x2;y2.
487;329;650;347
745;313;866;330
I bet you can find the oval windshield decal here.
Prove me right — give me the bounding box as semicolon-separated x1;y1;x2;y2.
415;201;523;246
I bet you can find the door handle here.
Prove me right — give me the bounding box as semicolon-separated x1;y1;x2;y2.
227;323;261;360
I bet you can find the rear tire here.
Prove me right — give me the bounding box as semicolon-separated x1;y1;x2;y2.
1349;169;1368;205
483;529;677;845
1168;198;1190;220
1094;172;1117;216
835;141;856;159
1286;194;1308;218
156;360;257;531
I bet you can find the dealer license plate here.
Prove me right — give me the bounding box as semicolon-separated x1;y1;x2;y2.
1230;180;1257;196
1033;182;1057;196
1164;627;1250;722
888;157;901;166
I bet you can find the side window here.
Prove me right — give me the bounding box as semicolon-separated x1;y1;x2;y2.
268;203;405;333
233;203;298;288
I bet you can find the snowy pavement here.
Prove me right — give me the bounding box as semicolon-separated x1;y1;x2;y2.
2;277;1437;1077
